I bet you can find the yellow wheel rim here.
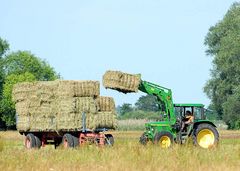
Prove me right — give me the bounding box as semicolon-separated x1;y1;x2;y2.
159;136;171;148
197;129;215;148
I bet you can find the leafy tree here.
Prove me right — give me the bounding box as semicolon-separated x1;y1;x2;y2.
119;103;133;115
204;2;240;129
135;95;159;112
3;51;60;81
0;38;9;96
0;72;36;126
0;38;9;57
222;86;240;129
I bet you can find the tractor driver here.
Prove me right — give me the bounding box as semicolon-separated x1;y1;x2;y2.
181;110;194;131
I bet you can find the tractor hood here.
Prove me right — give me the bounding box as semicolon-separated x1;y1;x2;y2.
145;121;170;127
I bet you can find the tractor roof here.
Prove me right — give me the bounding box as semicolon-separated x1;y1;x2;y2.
174;103;204;107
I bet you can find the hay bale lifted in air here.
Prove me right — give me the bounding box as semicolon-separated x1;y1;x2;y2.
103;70;141;93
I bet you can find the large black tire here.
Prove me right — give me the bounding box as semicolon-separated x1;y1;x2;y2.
154;131;174;149
105;134;114;146
139;133;148;145
25;133;36;149
62;133;74;148
34;135;41;149
193;123;219;149
72;135;79;148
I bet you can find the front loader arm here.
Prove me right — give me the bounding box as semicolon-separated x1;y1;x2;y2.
138;80;176;124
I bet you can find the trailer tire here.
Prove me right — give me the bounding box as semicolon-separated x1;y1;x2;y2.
193;123;219;149
25;133;36;149
34;135;41;149
105;134;114;146
72;135;79;148
62;133;74;148
154;131;174;149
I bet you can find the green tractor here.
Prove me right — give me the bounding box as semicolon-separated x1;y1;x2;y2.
138;81;219;149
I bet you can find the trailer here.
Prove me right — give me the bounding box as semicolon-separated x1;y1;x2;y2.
21;130;114;149
19;112;114;149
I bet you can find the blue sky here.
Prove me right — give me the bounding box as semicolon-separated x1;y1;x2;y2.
0;0;236;106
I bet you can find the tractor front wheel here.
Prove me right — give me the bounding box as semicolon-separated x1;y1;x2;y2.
193;123;219;149
154;131;174;149
139;133;149;145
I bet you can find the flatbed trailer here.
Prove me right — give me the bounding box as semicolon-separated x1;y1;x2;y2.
20;129;114;149
19;112;114;149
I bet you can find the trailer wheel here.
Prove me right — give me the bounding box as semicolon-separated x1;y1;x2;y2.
193;123;219;149
154;131;174;149
105;134;114;146
34;135;41;149
25;133;36;149
72;135;79;148
62;133;74;148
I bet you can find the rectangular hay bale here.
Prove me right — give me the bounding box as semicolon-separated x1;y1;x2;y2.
76;97;98;114
96;96;115;112
16;115;31;131
30;115;57;131
103;70;141;93
74;81;100;97
93;112;117;130
56;80;100;97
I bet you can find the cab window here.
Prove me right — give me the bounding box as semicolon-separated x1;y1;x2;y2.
194;107;203;120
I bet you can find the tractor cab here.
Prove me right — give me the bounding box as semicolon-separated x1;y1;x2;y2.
174;103;206;122
174;103;207;134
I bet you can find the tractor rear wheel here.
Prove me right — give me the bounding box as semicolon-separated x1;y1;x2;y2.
154;131;174;148
193;123;219;149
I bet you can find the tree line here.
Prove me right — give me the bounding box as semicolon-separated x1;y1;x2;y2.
117;95;161;120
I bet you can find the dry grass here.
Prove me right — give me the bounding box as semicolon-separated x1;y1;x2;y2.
0;131;240;171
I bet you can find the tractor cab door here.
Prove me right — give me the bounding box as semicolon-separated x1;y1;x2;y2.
174;106;194;121
174;105;199;132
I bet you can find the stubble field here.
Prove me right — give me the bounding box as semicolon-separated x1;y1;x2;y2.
0;130;239;171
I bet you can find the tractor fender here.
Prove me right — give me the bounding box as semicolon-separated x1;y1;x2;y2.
193;121;217;130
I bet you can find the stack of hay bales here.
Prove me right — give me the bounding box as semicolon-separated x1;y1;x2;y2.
103;70;141;93
12;80;117;132
94;97;117;129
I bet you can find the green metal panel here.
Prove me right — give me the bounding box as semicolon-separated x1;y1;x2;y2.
139;80;176;125
174;103;204;107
